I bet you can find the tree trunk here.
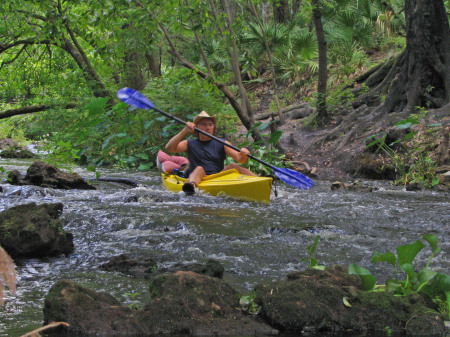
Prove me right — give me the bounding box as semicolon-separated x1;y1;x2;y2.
312;0;328;123
122;22;147;90
273;0;289;23
123;50;146;90
354;0;450;113
292;0;302;16
146;51;162;77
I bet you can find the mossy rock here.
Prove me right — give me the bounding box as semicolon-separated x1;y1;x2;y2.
254;265;446;335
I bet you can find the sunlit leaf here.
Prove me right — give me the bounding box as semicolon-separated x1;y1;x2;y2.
343;297;352;307
422;234;440;255
396;240;425;267
417;269;437;285
348;263;376;291
269;130;283;146
371;251;396;268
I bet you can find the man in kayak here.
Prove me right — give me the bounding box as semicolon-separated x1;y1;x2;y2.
165;111;256;194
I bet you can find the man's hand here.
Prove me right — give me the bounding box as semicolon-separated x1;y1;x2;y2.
238;147;250;163
183;122;196;134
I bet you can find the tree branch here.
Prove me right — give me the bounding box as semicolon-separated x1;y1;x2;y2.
0;103;77;120
0;39;50;53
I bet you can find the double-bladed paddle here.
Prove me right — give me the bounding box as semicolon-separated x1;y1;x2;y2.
117;87;314;190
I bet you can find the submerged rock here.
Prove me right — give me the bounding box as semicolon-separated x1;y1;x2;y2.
100;254;224;280
0;202;74;258
99;253;157;278
8;160;96;190
254;265;446;335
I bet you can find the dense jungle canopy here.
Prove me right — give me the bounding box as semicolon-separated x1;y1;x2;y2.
0;0;449;179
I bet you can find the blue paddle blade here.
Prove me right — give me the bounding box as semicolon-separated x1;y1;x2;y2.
272;167;314;190
117;87;154;109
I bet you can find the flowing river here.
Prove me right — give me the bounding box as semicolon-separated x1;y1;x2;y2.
0;157;448;336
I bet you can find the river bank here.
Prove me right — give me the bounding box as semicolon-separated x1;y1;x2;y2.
0;157;448;336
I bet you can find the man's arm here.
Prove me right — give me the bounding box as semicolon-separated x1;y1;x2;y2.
224;141;250;164
165;122;195;153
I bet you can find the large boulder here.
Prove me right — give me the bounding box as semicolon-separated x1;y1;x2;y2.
8;160;96;190
43;272;277;336
43;280;141;336
254;265;446;335
0;202;74;258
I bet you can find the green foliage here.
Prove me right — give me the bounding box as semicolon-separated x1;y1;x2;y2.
302;235;325;270
0;119;29;146
228;121;287;175
349;234;449;318
30;68;234;170
124;292;142;311
239;290;261;315
1;0;412;171
365;109;441;188
326;88;355;114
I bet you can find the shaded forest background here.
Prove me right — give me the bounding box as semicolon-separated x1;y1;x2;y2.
0;0;449;184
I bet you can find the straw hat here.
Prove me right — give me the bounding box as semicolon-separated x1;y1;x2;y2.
193;111;217;125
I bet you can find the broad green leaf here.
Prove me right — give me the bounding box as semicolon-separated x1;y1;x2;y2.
422;234;440;255
348;263;376;291
396;240;425;267
269;130;283;146
310;256;318;268
431;273;450;297
239;296;251;306
138;163;152;171
417;269;437;285
371;251;396;268
400;263;416;282
135;153;149;160
385;279;402;293
257;122;270;131
395;121;412;129
431;178;440;186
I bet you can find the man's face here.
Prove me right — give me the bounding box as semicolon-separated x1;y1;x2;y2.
197;118;215;134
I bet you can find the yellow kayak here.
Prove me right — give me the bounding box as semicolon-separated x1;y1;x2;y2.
161;169;273;203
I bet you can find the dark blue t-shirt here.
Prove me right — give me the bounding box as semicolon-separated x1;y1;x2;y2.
187;139;226;175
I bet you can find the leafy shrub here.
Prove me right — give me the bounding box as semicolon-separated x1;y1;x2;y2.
349;234;449;318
